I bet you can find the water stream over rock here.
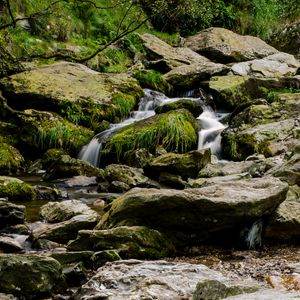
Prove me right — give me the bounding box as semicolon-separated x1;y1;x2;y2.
79;89;228;166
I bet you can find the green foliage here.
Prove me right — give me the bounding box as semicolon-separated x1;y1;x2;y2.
105;110;198;161
134;70;172;94
266;88;300;103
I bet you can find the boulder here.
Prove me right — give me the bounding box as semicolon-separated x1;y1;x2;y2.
98;178;288;245
92;250;121;268
155;99;203;117
40;200;98;223
68;226;175;259
265;201;300;242
164;61;229;89
207;75;300;109
0;62;143;128
0;235;25;253
0;45;24;78
139;33;210;71
50;251;94;268
0;143;24;175
43;154;104;181
0;177;36;201
145;149;211;179
222;118;299;160
31;214;98;244
103;109;199;162
104;164;158;192
184;27;278;63
19;109;93;156
63;175;98;187
231;53;300;77
0;199;25;229
223;289;300;299
0;254;63;299
73;260;258;300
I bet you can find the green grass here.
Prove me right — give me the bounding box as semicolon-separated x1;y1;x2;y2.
112;93;136;120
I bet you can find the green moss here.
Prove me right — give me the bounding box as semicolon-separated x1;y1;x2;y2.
112;93;136;120
0;181;36;201
104;110;198;161
266;87;300;103
134;70;172;94
0;143;24;175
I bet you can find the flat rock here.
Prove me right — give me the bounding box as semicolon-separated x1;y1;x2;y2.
185;27;278;63
40;200;98;223
74;260;258;300
98;178;288;244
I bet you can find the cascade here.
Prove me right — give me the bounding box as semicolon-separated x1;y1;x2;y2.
79;89;228;166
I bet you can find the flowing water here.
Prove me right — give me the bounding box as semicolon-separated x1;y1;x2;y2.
79;89;228;166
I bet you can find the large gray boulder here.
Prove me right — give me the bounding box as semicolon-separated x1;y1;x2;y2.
184;27;278;63
73;260;258;300
0;254;63;299
98;178;288;244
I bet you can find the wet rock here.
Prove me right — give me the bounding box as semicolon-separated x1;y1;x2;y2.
98;178;288;245
145;149;211;179
265;201;300;242
155;98;203;117
104;164;158;192
0;199;25;229
185;27;278;63
34;185;62;201
68;226;175;259
40;200;98;223
0;143;24;175
73;260;259;300
0;234;25;253
0;177;36;201
231;52;300;77
0;62;143;128
50;251;94;268
43;154;104;181
92;250;121;268
164;60;229;89
32;214;98;244
0;254;64;299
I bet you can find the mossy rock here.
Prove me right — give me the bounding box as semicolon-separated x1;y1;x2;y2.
0;199;25;229
0;177;36;201
43;154;104;181
0;143;24;175
103;109;199;163
133;70;172;94
68;226;175;259
19;109;94;157
0;45;24;78
0;62;143;128
0;254;63;299
155;99;203;117
41;148;68;169
0;121;20;146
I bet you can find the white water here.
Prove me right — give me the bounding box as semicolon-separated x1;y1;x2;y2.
79;89;227;166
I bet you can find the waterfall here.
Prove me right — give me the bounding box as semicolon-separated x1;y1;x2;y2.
79;89;228;166
245;219;263;249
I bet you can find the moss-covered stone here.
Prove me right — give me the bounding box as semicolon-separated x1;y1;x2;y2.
145;149;211;179
103;109;199;162
0;121;20;146
0;62;143;128
0;143;24;175
92;250;121;268
68;226;175;259
155;99;203;117
19;109;93;156
0;45;24;78
43;154;104;181
41;148;68;169
0;177;36;201
0;199;25;229
0;254;64;299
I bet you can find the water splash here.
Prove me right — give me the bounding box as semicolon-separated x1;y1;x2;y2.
245;219;263;249
79;89;228;166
